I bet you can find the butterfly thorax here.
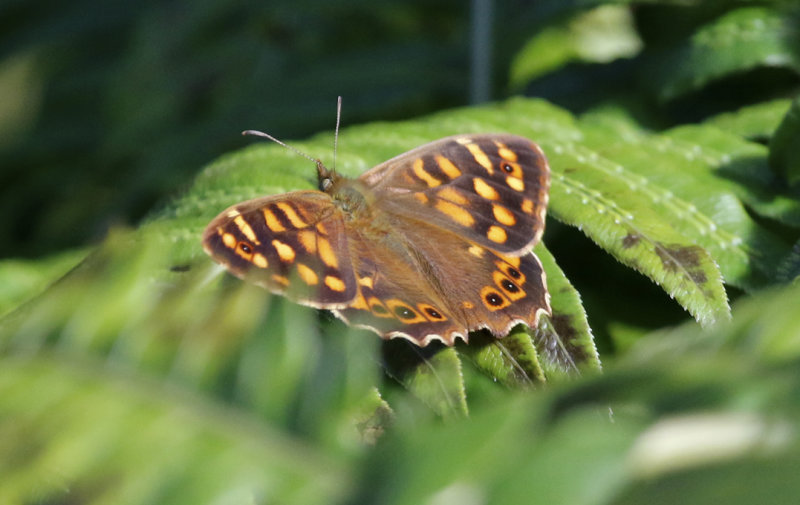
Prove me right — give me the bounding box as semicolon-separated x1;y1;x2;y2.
318;163;373;219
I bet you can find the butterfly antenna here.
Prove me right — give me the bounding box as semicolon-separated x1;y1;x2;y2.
242;130;319;165
333;95;342;173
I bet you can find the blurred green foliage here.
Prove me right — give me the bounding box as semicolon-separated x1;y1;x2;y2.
1;1;800;504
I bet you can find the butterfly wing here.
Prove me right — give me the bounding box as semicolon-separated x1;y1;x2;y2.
360;134;550;255
334;214;550;346
202;190;358;308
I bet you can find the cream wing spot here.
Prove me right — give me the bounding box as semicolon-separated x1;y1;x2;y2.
495;142;518;162
272;274;290;287
325;275;346;292
349;293;369;310
317;237;339;268
412;158;442;187
296;263;319;285
465;143;494;174
521;198;534;214
252;253;268;268
297;230;318;253
435;155;462;179
276;202;309;229
437;186;469;205
492;204;516;226
272;239;296;263
434;199;475;228
263;208;287;232
221;231;236;249
473;178;499;200
487;225;507;244
234;215;260;244
506;176;525;192
468;245;484;258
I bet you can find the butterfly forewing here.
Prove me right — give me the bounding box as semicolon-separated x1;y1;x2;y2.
202;191;358;307
361;134;550;255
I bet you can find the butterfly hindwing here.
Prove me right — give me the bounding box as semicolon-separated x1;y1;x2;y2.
334;216;550;346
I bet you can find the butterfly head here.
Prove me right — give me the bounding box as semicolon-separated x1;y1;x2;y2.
316;160;336;192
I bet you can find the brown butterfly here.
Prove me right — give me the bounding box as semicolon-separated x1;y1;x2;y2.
202;132;551;347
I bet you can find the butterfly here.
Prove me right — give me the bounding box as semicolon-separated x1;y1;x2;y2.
202;133;551;347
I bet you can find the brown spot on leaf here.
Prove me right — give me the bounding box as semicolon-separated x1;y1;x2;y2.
622;233;640;249
655;244;707;284
548;313;589;365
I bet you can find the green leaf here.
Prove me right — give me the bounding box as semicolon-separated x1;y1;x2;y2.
776;239;800;283
510;5;642;89
0;356;352;505
0;249;87;317
579;108;798;288
541;139;730;324
354;280;800;505
665;124;800;231
459;327;546;387
382;342;468;419
653;7;800;101
769;96;800;186
705;98;793;141
533;242;601;376
0;231;382;451
639;280;800;365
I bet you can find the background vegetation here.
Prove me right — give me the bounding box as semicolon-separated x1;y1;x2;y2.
1;1;799;504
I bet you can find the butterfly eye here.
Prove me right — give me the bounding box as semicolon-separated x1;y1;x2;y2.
238;242;253;254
